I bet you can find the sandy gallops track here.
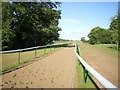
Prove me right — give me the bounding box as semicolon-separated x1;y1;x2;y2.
1;45;77;88
78;42;118;88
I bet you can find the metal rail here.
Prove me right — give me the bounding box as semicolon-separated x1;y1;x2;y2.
0;43;70;54
74;44;117;88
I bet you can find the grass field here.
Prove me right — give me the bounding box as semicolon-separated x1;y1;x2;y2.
54;40;74;44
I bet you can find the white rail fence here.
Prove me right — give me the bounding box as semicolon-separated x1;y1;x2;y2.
74;44;117;89
0;43;70;54
1;43;70;71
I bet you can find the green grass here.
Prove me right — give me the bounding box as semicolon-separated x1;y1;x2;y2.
1;46;63;72
1;63;19;72
76;43;97;88
76;60;96;88
54;40;74;44
91;43;118;58
82;41;118;51
95;44;117;50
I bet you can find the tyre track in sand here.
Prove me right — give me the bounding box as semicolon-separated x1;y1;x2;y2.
1;45;77;88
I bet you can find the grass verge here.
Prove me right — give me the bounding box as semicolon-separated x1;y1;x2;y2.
76;43;97;88
76;60;95;88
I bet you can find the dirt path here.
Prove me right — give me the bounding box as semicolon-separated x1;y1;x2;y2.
1;45;77;88
78;42;119;88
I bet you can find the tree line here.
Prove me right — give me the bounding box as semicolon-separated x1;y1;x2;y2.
87;15;119;49
2;2;61;51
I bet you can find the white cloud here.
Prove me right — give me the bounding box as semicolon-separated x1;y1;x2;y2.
60;19;80;24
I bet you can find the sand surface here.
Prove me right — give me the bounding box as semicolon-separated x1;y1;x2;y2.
78;42;119;88
1;45;77;88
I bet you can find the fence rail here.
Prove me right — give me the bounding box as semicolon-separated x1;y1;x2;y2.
0;43;70;54
1;43;70;70
74;44;117;88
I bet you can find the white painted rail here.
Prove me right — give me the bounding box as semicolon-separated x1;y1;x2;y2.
74;44;117;88
0;43;70;54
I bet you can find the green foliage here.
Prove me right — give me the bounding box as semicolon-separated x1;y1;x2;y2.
2;2;61;50
88;26;110;44
88;16;118;50
109;16;118;45
81;37;85;41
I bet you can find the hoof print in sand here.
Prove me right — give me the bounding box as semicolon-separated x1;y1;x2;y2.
51;78;54;83
20;82;24;84
11;85;14;88
13;74;17;77
26;86;29;88
4;82;8;84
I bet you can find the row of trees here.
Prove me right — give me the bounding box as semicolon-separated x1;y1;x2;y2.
88;16;119;49
2;2;61;51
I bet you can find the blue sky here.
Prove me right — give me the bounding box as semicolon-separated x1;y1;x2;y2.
58;2;118;40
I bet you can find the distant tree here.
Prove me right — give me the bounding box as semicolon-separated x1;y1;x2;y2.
88;26;109;44
81;37;85;41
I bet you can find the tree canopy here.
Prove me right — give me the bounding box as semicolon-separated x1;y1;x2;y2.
88;26;111;44
2;2;61;50
88;15;118;49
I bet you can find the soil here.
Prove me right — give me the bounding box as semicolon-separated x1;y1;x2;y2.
1;45;77;88
78;42;119;88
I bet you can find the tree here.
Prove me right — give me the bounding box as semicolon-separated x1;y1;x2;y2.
81;37;85;41
109;16;118;49
88;26;109;44
2;2;61;50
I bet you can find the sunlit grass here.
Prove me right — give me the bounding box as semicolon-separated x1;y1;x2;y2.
76;42;97;88
76;60;95;88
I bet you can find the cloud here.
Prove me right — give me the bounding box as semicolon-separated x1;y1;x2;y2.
60;19;80;24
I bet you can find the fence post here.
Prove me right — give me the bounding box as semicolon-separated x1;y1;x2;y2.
50;46;51;52
44;47;46;55
83;66;88;83
34;48;37;58
54;46;55;50
18;51;21;64
76;44;81;65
